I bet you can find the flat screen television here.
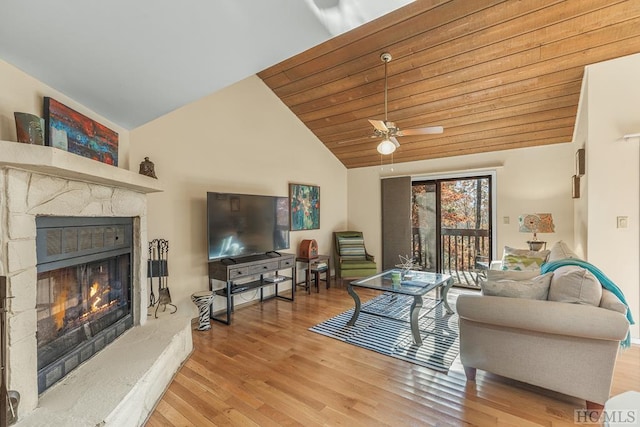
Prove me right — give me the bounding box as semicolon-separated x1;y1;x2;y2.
207;192;290;260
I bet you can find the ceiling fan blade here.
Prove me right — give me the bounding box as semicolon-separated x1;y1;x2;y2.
390;137;400;148
397;126;444;136
369;119;388;132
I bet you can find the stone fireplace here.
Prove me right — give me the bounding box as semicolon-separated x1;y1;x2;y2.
0;140;192;426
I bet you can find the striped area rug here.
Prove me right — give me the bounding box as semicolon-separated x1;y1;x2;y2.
309;293;459;373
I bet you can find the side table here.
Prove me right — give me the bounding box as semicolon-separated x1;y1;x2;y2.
296;255;331;294
191;291;214;331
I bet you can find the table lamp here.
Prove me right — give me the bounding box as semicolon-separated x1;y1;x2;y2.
518;213;555;251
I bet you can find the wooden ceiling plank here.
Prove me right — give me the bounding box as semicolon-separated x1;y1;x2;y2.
333;113;576;157
301;26;640;129
314;75;583;138
274;0;568;103
321;86;581;146
257;1;640;168
341;125;575;164
263;0;510;92
333;118;576;162
291;3;636;118
393;131;574;160
257;0;449;80
275;0;621;106
304;61;584;131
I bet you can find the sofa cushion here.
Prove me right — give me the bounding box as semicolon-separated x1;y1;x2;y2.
340;260;376;269
481;272;553;300
548;240;581;262
548;265;602;306
600;289;628;315
501;246;549;271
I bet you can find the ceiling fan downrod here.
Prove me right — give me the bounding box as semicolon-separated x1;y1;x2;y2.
381;52;392;123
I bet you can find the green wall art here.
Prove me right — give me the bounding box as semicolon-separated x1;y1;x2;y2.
289;183;320;231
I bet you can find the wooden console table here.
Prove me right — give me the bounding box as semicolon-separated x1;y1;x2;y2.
208;253;296;325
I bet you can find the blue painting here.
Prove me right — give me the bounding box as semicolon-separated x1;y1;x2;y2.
289;183;320;231
44;97;119;166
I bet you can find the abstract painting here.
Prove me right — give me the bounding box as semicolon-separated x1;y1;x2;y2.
44;97;119;166
289;183;320;231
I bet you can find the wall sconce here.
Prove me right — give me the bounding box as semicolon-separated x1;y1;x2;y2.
575;148;585;176
519;213;555;251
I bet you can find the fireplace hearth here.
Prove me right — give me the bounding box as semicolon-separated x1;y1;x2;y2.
35;217;133;393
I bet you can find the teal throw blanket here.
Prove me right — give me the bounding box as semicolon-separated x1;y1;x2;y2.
541;259;635;348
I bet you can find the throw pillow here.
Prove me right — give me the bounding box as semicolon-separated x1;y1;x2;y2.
481;272;553;300
501;246;550;271
548;240;581;262
548;265;602;306
337;236;366;261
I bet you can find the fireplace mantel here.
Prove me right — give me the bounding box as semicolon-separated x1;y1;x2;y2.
0;140;163;194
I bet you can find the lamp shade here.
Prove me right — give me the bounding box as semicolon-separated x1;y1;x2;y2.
377;139;396;155
518;213;555;234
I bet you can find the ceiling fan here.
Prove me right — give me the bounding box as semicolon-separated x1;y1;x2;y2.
370;52;443;155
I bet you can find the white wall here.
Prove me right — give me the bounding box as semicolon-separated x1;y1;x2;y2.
572;75;589;258
347;143;575;268
580;53;640;338
0;59;130;168
130;75;347;312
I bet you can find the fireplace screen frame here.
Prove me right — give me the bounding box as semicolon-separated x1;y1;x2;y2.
35;216;134;393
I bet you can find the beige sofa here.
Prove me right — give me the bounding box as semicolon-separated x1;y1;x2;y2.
457;243;631;407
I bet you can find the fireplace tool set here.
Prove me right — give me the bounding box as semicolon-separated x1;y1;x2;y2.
0;277;19;426
147;239;177;318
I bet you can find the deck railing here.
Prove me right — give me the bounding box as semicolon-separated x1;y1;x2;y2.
441;228;490;288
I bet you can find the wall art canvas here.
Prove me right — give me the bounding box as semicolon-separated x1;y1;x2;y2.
44;97;119;165
289;183;320;231
14;112;45;145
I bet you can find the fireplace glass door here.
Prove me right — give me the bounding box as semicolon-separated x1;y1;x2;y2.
36;254;131;369
35;216;134;393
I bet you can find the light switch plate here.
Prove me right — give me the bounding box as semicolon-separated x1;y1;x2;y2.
617;216;628;229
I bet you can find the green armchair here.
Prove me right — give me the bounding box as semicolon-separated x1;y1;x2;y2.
333;231;377;284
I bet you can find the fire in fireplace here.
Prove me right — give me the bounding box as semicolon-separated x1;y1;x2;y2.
35;217;133;393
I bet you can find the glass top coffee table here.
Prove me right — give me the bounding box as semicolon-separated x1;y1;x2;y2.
347;269;453;345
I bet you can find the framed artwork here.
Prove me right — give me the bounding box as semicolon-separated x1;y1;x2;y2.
289;183;320;231
44;97;119;166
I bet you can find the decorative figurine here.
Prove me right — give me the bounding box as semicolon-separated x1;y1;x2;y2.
139;157;157;178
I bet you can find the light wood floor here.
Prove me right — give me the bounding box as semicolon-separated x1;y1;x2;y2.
146;284;639;426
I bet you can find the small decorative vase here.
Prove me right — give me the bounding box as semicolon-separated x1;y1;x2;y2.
14;112;45;145
139;157;157;178
191;291;214;331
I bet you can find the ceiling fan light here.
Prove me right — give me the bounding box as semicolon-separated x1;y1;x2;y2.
377;139;396;155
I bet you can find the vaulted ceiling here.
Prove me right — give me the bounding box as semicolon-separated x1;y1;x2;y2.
259;0;640;168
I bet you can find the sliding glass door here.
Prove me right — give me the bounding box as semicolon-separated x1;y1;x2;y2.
412;175;492;288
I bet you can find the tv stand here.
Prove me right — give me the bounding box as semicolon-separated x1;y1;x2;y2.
265;250;281;257
208;252;295;325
